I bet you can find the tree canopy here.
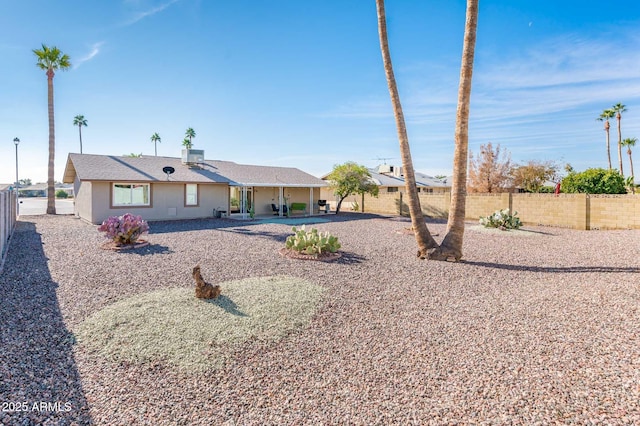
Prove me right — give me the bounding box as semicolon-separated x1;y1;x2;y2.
512;160;559;193
326;162;378;213
561;168;626;194
467;142;512;193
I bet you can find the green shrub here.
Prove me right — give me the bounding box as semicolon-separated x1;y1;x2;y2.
55;189;69;199
561;168;626;194
479;209;522;230
285;225;341;255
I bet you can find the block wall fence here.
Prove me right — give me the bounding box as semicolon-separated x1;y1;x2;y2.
351;192;640;230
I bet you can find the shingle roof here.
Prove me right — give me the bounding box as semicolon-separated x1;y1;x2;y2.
63;154;326;187
368;169;450;188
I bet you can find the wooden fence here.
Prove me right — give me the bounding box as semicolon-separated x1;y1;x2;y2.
0;190;17;272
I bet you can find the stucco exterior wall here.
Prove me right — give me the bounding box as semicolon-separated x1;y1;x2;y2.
284;187;317;214
251;187;277;216
82;181;228;224
74;177;93;221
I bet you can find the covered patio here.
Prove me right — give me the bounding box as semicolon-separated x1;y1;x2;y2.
229;184;329;220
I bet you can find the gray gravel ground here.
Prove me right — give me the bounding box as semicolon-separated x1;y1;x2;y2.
1;213;639;425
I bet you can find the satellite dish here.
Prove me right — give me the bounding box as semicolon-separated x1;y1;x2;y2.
163;166;175;180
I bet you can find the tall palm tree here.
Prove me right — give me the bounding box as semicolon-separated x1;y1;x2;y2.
150;132;161;156
33;44;71;215
376;0;478;261
597;109;615;170
612;103;627;175
185;127;196;146
73;114;87;154
439;0;479;261
375;0;439;259
621;137;637;191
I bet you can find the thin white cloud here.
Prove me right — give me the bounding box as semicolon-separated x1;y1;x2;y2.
74;42;105;69
123;0;182;26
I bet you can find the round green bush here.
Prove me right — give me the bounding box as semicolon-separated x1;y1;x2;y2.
561;168;626;194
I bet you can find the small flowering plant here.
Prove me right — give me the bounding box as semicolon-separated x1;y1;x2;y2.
98;213;150;245
479;208;522;230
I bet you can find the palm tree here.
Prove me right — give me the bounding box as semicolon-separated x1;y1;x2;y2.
185;127;196;146
376;0;478;261
621;137;637;191
73;115;87;154
438;0;479;261
375;0;439;259
150;133;161;156
33;44;71;215
597;109;615;170
612;103;627;175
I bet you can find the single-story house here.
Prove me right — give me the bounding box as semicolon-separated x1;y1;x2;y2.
321;164;451;204
63;152;327;224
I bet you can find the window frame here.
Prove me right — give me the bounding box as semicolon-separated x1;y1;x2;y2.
185;183;199;207
111;183;152;208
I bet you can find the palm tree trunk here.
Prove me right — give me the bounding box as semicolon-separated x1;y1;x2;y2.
154;142;157;156
376;0;439;258
617;113;624;176
605;121;612;170
438;0;479;261
78;125;83;154
46;69;57;215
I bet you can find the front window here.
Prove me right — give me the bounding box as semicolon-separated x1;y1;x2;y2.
185;184;198;206
113;183;150;206
387;187;398;193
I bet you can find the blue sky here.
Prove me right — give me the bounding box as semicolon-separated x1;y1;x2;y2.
1;0;639;184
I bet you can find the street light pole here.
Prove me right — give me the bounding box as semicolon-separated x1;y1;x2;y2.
13;137;20;216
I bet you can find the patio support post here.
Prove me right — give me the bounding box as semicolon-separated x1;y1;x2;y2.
309;188;313;216
241;186;247;219
279;186;284;217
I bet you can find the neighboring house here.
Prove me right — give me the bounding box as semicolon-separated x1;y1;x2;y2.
369;165;451;194
17;183;74;198
321;164;451;203
63;152;327;224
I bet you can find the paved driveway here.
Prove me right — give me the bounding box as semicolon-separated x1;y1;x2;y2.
18;197;75;216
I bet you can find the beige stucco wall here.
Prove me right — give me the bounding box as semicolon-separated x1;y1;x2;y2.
253;187;281;216
74;177;93;221
283;187;318;214
82;181;228;224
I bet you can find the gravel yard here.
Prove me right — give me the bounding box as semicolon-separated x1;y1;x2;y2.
1;213;639;425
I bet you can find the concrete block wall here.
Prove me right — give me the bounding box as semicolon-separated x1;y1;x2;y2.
512;193;588;230
588;194;640;229
418;192;450;218
464;193;510;222
354;190;640;230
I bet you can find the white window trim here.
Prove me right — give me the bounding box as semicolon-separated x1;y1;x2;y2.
185;184;198;206
112;183;151;207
